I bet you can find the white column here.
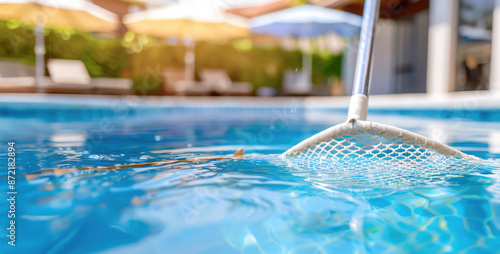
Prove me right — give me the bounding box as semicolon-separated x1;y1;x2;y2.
490;0;500;93
426;0;459;95
183;38;195;82
299;38;312;90
35;21;46;92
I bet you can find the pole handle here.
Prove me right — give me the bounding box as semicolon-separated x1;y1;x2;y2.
347;0;381;121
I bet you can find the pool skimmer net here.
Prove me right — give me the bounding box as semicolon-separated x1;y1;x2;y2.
282;0;481;170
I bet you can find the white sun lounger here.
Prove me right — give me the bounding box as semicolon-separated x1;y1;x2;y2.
162;67;211;96
199;69;252;96
0;59;39;93
47;59;132;95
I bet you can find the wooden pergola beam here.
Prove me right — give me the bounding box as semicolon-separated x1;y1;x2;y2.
312;0;429;19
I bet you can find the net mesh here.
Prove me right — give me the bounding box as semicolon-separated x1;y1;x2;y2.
282;121;481;188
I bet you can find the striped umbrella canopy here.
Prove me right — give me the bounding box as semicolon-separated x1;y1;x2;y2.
0;0;119;90
0;0;117;32
124;4;249;41
124;4;249;81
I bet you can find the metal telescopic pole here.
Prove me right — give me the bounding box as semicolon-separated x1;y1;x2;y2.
347;0;381;121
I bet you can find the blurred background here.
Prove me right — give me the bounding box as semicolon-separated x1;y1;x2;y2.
0;0;498;97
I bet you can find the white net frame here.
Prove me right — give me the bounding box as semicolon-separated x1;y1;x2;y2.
283;120;480;164
281;120;482;188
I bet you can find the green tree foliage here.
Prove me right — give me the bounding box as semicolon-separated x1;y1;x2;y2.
0;20;36;64
0;20;127;78
0;20;343;95
132;40;342;94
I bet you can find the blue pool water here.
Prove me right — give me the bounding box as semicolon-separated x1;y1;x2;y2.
1;99;500;253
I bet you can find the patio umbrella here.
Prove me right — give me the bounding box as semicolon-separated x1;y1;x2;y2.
250;4;362;90
124;4;249;81
0;0;119;90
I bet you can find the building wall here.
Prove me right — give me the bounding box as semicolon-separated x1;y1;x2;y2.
370;19;397;95
393;10;429;93
343;11;429;95
342;19;397;96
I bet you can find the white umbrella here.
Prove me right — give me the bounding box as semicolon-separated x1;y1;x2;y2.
124;4;249;81
0;0;119;90
251;4;361;38
251;4;362;90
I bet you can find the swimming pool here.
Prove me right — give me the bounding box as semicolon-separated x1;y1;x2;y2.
1;96;500;253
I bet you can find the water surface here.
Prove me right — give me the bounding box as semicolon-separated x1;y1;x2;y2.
1;104;499;253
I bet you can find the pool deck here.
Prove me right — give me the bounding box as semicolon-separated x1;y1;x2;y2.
1;90;500;110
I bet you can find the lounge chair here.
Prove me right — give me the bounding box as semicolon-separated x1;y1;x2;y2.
92;78;133;95
282;70;312;96
47;59;132;95
162;67;211;96
199;69;252;96
0;59;38;93
46;59;91;94
256;86;276;97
